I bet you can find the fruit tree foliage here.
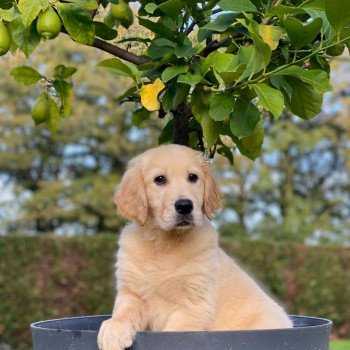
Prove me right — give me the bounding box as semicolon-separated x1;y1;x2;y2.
0;0;350;161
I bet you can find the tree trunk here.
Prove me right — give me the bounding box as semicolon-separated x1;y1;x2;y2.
172;102;191;146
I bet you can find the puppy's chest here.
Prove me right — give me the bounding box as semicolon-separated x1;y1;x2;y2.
118;246;213;303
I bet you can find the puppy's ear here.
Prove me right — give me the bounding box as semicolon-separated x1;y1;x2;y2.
113;158;148;225
202;160;222;219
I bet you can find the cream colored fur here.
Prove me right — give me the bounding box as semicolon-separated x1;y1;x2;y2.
97;145;292;350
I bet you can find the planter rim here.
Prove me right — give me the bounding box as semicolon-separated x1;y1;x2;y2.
31;314;332;335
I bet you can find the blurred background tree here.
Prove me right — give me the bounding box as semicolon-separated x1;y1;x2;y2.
0;35;161;234
217;113;350;244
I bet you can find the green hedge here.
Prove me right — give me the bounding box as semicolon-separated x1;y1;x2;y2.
0;236;349;350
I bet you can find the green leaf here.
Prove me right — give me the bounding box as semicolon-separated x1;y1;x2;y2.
98;58;132;77
138;17;176;42
238;16;271;68
213;53;239;73
340;28;350;51
121;60;141;83
0;7;21;22
141;66;162;80
286;77;323;120
148;43;173;59
269;75;292;105
205;13;238;32
11;17;41;57
161;15;177;31
253;34;271;67
174;42;197;58
190;86;221;148
132;107;151;127
209;92;235;121
203;52;241;85
238;120;264;160
197;28;212;43
162;81;177;112
53;79;73;117
284;17;323;49
302;0;324;11
161;65;189;82
17;0;49;28
230;101;260;137
56;3;94;45
11;65;43;84
266;5;305;17
202;51;218;75
65;0;98;10
218;0;258;13
303;8;330;36
238;45;255;65
94;21;118;40
202;115;222;148
198;13;237;42
0;0;13;10
173;83;190;107
153;37;176;47
158;118;173;144
251;83;284;119
98;58;140;82
237;45;265;81
157;0;183;19
177;72;202;85
324;0;350;36
54;65;77;79
190;86;211;122
272;66;331;94
218;64;246;87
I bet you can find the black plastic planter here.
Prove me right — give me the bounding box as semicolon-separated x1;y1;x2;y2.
31;315;332;350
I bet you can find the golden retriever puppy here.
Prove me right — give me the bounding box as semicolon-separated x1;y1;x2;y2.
97;144;292;350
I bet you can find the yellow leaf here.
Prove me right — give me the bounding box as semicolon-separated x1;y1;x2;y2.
140;78;165;111
259;25;285;50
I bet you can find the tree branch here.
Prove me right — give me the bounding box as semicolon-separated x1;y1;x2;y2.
92;38;151;65
90;1;151;65
200;35;234;57
61;27;150;65
185;18;202;36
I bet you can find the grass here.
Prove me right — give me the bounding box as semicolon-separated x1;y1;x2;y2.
330;340;350;350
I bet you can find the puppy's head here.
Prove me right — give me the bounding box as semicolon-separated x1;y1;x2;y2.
114;145;222;230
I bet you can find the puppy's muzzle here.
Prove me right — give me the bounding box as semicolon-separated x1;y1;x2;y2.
175;199;193;215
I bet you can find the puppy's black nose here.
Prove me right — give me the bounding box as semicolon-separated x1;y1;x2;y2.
175;199;193;214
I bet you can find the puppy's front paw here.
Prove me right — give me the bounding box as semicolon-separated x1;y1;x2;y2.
97;318;135;350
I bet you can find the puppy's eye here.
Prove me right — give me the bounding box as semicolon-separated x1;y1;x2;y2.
188;173;198;183
154;175;167;185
